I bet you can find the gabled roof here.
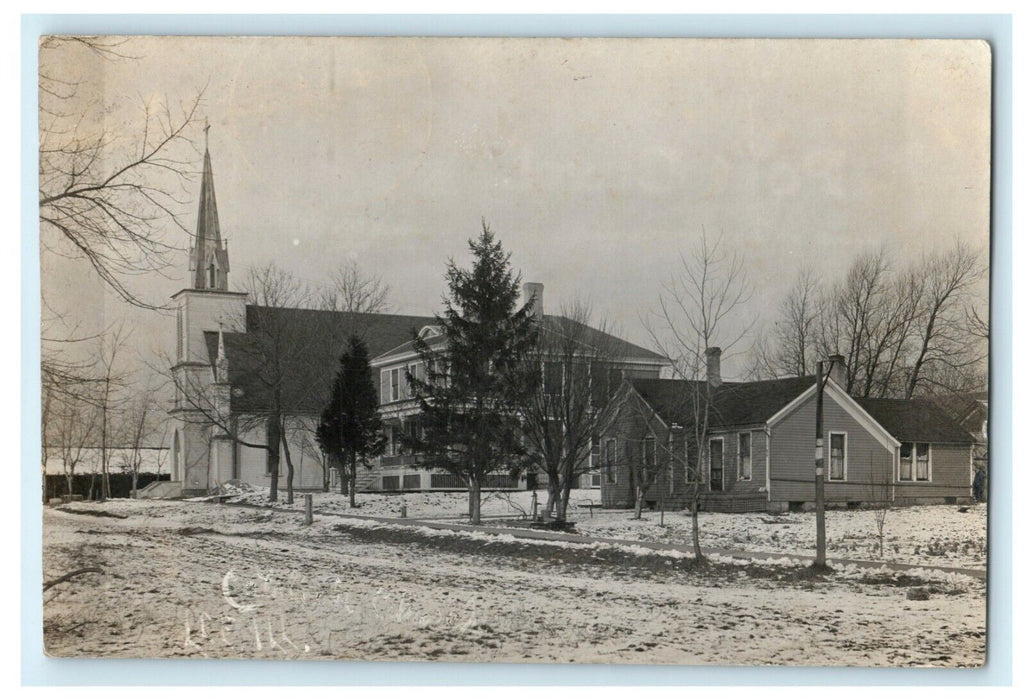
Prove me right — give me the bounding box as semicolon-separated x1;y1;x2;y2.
930;391;989;426
855;398;975;444
372;314;668;364
627;375;817;429
206;305;435;414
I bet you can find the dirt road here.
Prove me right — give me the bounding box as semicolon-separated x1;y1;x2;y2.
42;500;986;666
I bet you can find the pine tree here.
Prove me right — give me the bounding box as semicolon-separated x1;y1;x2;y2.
316;335;386;508
407;222;539;524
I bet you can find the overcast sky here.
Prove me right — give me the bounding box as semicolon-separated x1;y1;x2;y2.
40;37;991;380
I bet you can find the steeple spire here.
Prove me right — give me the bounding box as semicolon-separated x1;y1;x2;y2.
189;123;230;290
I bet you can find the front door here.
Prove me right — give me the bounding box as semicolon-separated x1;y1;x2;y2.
709;438;724;492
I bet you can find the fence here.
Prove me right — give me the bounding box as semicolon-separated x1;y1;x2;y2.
43;473;171;501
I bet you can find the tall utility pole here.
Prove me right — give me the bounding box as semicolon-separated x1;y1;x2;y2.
814;357;836;568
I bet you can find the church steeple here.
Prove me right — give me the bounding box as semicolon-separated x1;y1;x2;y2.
189;122;230;290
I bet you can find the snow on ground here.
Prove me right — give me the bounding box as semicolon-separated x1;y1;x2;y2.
43;499;984;665
227;487;987;570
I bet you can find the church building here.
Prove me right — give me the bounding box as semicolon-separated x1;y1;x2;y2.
168;141;434;495
168;138;673;497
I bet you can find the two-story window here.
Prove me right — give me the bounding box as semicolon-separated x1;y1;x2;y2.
828;432;847;481
543;361;563;397
899;442;931;481
737;432;752;481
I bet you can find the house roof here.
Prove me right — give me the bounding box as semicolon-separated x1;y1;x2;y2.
627;375;817;429
855;398;975;444
929;391;989;426
625;376;973;445
373;314;668;364
205;305;435;414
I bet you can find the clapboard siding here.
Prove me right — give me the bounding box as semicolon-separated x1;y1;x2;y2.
599;394;668;508
599;393;770;511
893;443;972;501
769;392;894;505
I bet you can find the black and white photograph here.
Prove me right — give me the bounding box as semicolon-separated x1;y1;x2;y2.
38;36;991;666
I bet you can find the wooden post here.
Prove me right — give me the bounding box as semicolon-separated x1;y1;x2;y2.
814;360;828;567
303;494;313;526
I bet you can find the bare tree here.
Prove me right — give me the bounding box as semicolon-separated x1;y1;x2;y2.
645;231;753;561
95;325;131;501
774;268;821;378
39;36;204;311
119;385;158;498
50;394;99;497
520;300;625;521
318;260;392;315
903;242;985;398
757;241;986;400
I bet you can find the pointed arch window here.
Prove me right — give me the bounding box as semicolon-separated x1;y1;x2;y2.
209;264;216;288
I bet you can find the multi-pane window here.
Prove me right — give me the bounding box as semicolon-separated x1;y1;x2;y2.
543;361;563;397
899;442;931;481
390;368;400;402
829;432;847;480
738;432;752;480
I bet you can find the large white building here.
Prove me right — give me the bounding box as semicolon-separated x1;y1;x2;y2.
169;143;671;496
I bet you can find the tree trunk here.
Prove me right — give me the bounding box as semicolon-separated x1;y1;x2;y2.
267;416;281;502
544;484;558;521
131;468;138;499
281;425;296;505
556;475;573;521
348;450;357;508
691;487;704;562
633;484;644;519
468;476;482;525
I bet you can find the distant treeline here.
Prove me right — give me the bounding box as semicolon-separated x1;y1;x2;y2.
44;473;171;501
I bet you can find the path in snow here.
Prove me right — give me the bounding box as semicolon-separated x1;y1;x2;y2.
42;500;985;666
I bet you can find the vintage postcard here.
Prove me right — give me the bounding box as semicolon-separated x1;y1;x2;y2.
39;36;990;666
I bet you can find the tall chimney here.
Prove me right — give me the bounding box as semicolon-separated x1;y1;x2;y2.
523;282;544;318
706;347;722;388
827;354;847;388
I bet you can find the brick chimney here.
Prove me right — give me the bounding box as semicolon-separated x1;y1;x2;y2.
827;354;847;388
706;347;722;388
523;282;544;318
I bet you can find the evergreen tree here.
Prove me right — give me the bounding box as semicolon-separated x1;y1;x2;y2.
316;335;386;508
407;222;539;524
